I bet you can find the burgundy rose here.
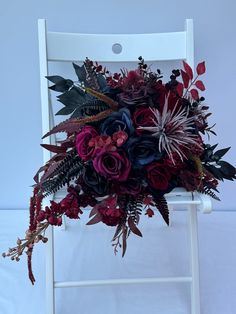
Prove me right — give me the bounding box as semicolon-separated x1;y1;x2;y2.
133;107;155;128
93;149;131;181
115;177;143;195
75;126;98;161
98;206;125;226
146;162;171;191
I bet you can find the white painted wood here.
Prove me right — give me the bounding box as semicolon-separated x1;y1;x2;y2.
188;204;201;314
37;18;212;314
185;19;194;69
38;20;55;314
54;276;192;288
47;31;187;62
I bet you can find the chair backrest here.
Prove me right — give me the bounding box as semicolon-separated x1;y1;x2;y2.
38;19;194;164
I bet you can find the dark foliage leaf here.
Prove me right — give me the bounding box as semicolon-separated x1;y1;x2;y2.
97;73;107;90
46;76;74;92
204;164;224;180
122;226;128;257
128;216;142;237
40;150;84;196
84;58;100;91
73;63;87;82
153;196;169;225
86;213;102;225
56;105;77;116
217;161;236;180
46;75;66;84
198;186;220;201
42;109;113;138
214;147;231;159
40;144;67;154
89;207;98;218
57;87;86;107
123;194;143;224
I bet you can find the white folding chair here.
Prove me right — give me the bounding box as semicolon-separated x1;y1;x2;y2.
38;18;212;314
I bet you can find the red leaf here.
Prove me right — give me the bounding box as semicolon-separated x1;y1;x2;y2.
190;88;199;100
40;161;62;183
180;70;190;88
41;144;67;153
33;165;47;183
183;61;193;80
195;80;205;91
122;226;128;257
176;82;184;97
128;217;142;237
89;207;98;218
86;213;102;225
196;61;206;75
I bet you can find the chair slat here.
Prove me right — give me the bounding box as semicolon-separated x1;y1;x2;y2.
47;31;186;62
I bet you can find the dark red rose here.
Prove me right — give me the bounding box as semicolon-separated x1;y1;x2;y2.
98;206;125;226
115;177;143;195
75;126;98;161
146;162;171;191
93;149;131;181
133;107;156;131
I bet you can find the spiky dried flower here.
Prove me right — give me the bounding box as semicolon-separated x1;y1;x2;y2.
138;95;201;162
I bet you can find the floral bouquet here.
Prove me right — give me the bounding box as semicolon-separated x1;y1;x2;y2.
3;57;235;284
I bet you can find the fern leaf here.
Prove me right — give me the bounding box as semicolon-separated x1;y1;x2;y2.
119;194;143;224
85;88;118;110
198;186;220;201
40;150;84;196
42;109;113;139
153;196;169;225
84;58;101;91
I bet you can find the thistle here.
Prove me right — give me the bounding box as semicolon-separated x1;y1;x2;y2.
139;96;200;162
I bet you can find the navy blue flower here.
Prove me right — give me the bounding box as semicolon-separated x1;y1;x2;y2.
126;136;162;167
100;108;134;136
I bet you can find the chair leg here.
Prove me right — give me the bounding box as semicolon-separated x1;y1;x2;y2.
46;224;55;314
188;204;201;314
168;205;173;227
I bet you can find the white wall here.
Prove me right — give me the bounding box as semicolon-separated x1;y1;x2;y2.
0;0;235;210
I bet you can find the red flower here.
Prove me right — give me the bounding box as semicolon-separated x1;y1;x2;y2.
60;189;83;219
97;196;125;226
133;107;156;134
146;162;171;191
145;208;154;217
75;126;98;161
122;70;144;89
93;149;131;181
